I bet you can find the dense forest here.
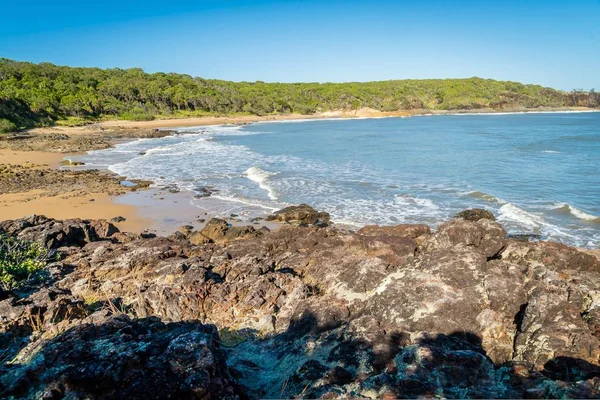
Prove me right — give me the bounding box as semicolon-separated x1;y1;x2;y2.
0;58;598;132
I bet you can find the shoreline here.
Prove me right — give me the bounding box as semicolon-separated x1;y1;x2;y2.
0;150;154;232
20;106;599;136
1;108;599;246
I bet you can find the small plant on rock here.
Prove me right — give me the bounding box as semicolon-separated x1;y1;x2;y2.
0;234;52;289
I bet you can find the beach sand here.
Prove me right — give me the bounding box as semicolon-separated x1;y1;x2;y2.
0;150;153;232
0;146;277;235
0;189;151;233
0;150;65;168
25;108;413;136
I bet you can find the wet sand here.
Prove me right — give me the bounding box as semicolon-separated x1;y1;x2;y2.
0;146;277;235
0;150;152;232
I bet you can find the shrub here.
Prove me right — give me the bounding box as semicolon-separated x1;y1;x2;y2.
0;118;17;134
55;116;93;127
119;111;155;121
0;235;52;289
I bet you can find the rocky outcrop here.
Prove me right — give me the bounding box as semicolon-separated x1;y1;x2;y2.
1;315;244;399
0;215;120;249
1;213;600;398
266;204;330;225
456;208;496;221
184;218;268;245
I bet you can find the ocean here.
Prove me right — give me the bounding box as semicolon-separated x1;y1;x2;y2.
74;111;600;248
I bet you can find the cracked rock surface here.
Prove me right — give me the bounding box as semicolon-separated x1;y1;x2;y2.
1;213;600;398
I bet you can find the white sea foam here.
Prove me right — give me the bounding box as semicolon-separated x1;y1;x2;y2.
415;110;600;117
498;203;546;230
245;167;279;200
542;150;560;154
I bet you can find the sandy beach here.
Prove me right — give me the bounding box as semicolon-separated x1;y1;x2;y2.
2;108;599;239
0;149;153;232
0;133;278;235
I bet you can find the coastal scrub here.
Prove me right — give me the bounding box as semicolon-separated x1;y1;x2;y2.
0;234;52;289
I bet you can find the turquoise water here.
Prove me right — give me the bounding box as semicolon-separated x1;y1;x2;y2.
76;112;600;247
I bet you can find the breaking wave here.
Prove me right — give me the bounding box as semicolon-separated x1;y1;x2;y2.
245;166;279;200
498;203;546;231
552;203;600;222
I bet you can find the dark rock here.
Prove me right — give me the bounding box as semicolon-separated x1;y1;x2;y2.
194;186;216;198
110;216;127;223
2;213;600;398
456;208;496;221
0;315;244;399
266;204;330;225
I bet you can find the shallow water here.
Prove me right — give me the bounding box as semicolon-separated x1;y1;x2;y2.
75;112;600;247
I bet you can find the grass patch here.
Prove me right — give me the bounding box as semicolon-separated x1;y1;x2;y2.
55;116;95;127
0;118;17;134
119;111;155;121
0;235;53;289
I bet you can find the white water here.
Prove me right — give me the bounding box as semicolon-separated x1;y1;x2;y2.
73;112;600;248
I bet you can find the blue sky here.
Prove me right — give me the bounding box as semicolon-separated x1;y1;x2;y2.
0;0;597;90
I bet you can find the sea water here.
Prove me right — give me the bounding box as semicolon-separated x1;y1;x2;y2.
74;112;600;248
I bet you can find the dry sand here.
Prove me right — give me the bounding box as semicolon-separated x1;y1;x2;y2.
0;150;65;168
0;189;151;232
26;108;413;136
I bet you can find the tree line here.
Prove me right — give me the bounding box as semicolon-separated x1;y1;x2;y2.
0;58;598;132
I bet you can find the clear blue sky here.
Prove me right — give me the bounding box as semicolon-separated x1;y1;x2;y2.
0;0;597;90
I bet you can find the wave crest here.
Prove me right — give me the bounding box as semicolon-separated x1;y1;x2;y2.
552;203;600;222
245;166;279;200
498;203;545;231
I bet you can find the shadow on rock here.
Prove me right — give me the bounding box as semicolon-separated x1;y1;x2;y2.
226;311;600;399
0;315;246;400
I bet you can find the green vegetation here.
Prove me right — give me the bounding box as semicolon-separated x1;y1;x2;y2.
0;234;52;289
0;118;16;133
0;58;598;131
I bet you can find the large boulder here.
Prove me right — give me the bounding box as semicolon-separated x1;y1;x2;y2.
198;218;264;244
456;208;496;221
423;218;507;258
266;204;330;225
0;215;119;249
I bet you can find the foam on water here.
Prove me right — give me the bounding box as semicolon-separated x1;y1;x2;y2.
498;203;546;231
552;203;600;222
245;167;279;200
76;112;600;248
465;191;506;204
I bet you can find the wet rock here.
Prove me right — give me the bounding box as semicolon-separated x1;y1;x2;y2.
194;186;217;198
456;208;496;221
266;204;330;225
